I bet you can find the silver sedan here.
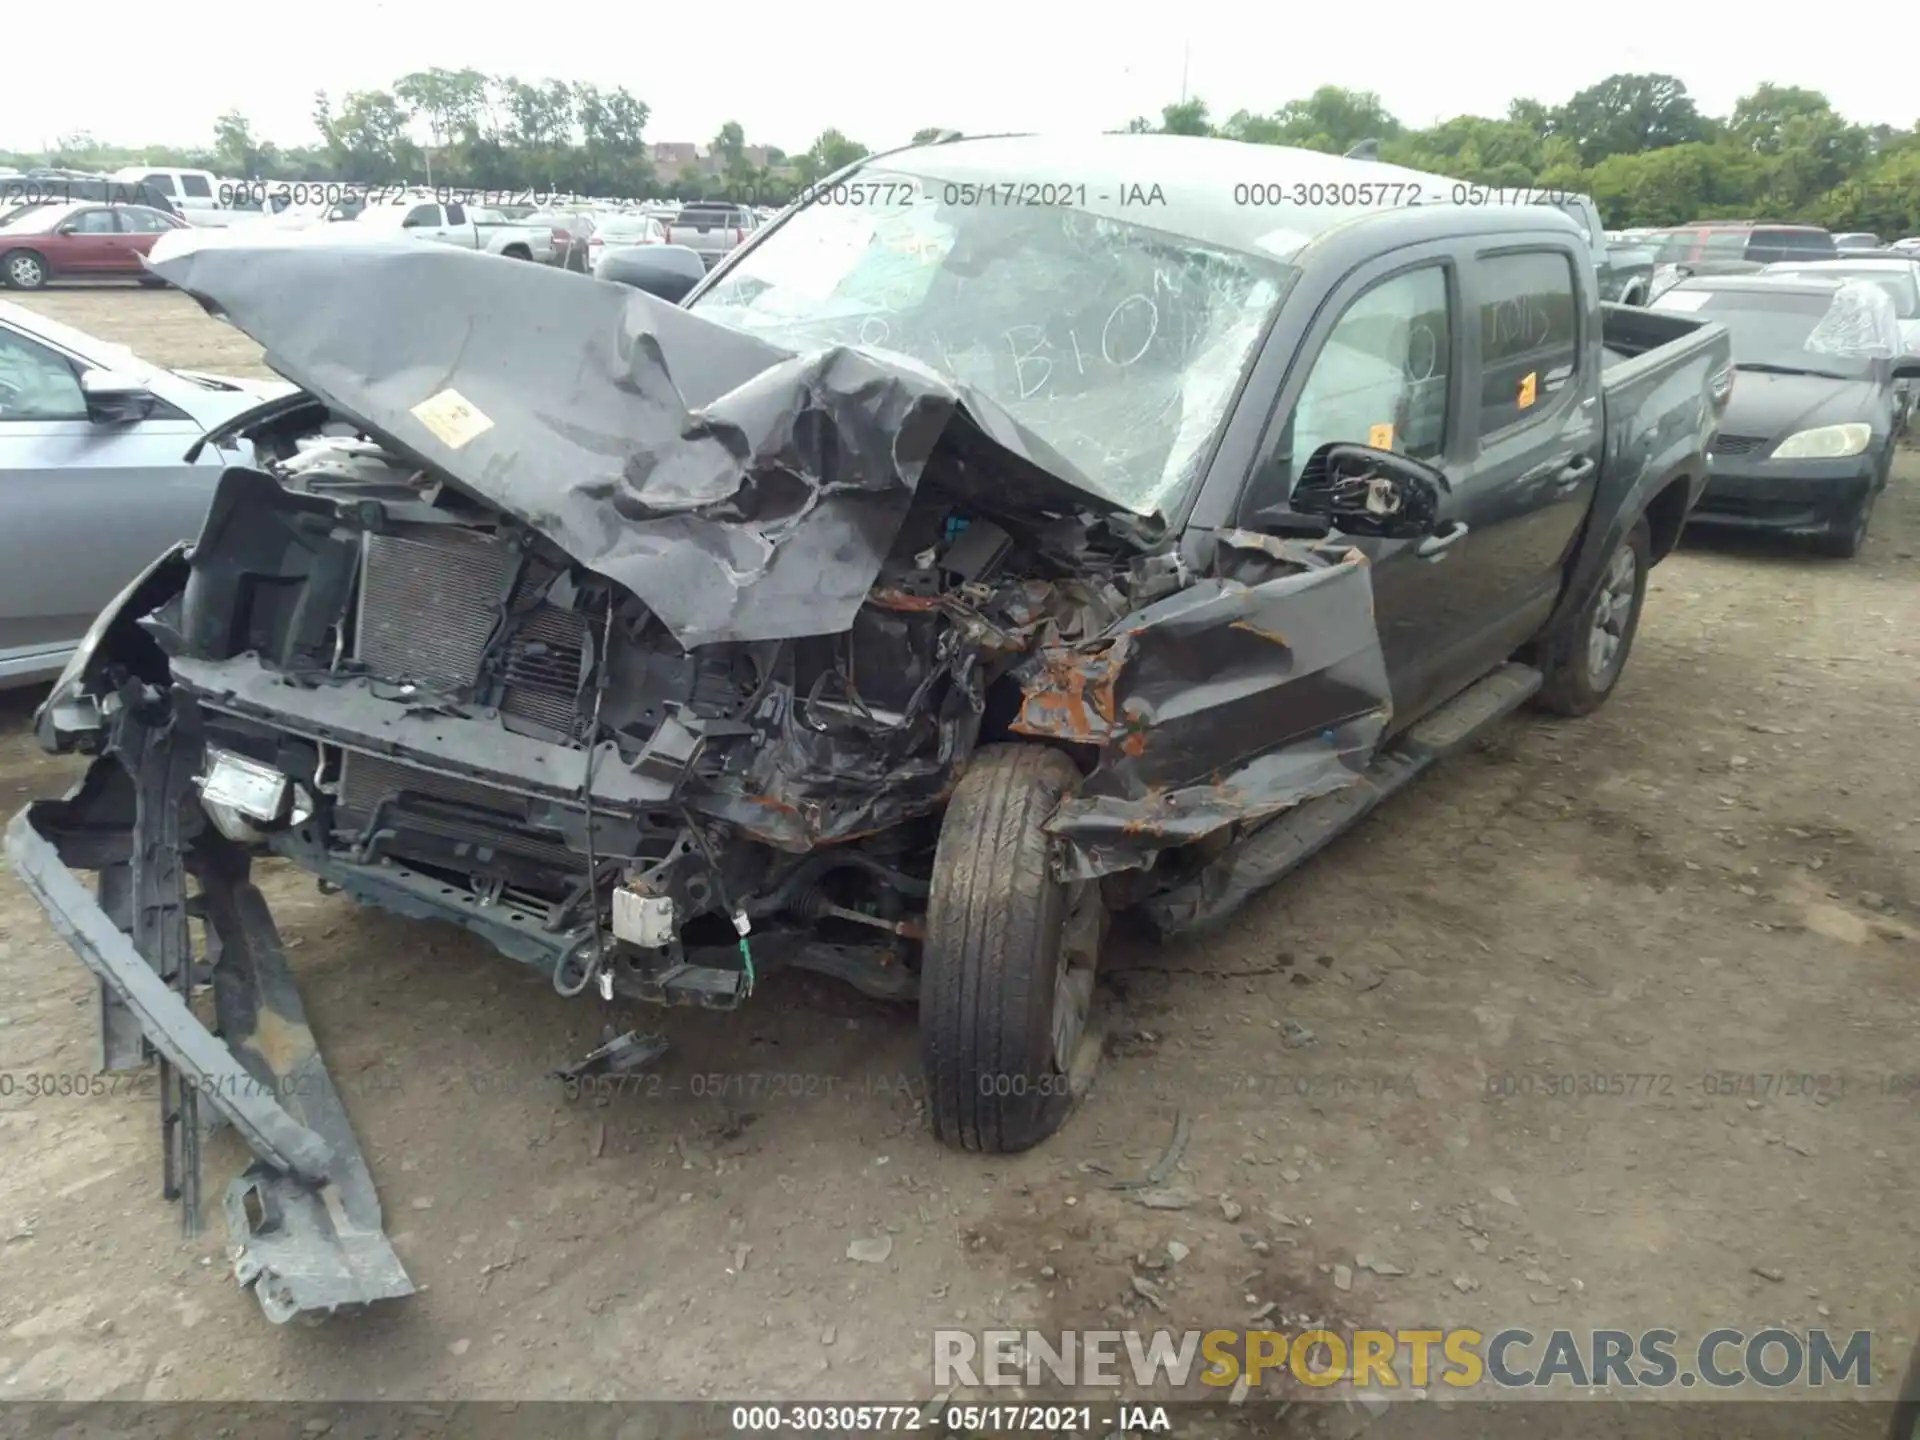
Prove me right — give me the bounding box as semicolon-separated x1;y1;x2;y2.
0;300;293;687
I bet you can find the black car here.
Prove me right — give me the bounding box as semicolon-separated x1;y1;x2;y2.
1654;274;1918;556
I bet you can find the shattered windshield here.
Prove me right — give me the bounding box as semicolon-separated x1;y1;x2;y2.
688;170;1292;515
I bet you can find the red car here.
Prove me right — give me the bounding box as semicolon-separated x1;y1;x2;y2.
0;202;189;291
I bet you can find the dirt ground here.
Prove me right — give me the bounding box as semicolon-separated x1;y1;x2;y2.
1;286;1915;1421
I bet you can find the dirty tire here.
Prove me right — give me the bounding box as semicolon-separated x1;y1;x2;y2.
1534;514;1651;717
2;250;48;290
921;744;1083;1155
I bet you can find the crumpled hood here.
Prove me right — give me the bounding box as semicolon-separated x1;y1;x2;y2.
145;233;1131;651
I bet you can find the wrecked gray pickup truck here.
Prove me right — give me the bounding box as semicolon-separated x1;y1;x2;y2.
9;135;1733;1324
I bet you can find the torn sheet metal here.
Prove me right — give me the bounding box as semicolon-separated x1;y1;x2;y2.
1013;534;1392;880
145;234;1130;652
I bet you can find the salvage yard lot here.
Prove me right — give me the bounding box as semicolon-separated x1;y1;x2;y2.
1;287;1916;1417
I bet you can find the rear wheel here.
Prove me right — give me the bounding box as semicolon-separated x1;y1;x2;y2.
920;745;1103;1154
1534;515;1650;717
2;250;48;290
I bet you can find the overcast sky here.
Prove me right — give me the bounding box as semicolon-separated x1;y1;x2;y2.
8;0;1912;155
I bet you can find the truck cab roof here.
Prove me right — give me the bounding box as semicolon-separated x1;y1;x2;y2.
861;133;1584;263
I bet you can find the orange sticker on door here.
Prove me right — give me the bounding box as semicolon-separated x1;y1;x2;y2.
1517;372;1538;408
1368;423;1396;449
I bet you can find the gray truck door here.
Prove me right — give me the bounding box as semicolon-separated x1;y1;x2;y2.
1437;240;1604;683
0;322;214;679
1242;240;1479;727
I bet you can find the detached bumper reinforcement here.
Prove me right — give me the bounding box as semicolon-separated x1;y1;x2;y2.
6;802;416;1323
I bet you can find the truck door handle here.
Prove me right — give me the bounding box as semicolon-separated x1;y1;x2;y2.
1558;456;1597;487
1417;521;1469;559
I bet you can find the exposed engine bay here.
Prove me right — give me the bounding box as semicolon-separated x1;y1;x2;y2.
9;237;1394;1323
149;416;1165;1010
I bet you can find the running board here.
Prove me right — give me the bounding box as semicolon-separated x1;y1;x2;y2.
1144;663;1542;935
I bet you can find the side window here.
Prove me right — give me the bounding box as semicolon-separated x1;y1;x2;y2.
142;174;178;196
180;174;212;199
1287;266;1451;477
121;208;169;233
1475;251;1579;438
72;208;119;234
444;202;466;225
1703;231;1748;258
402;203;440;228
0;329;87;421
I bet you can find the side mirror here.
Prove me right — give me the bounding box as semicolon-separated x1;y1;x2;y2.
1290;443;1451;539
81;369;157;424
55;223;78;236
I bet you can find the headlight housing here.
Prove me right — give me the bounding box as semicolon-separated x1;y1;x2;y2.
1771;423;1871;460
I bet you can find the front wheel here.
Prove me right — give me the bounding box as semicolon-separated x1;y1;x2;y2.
1534;515;1651;717
920;745;1103;1154
1810;486;1875;559
3;250;48;290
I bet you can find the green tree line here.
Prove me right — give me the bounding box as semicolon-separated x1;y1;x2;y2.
1127;75;1920;233
7;71;1916;231
3;69;876;203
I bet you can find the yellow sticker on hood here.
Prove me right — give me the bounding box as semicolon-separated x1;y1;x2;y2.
411;388;494;449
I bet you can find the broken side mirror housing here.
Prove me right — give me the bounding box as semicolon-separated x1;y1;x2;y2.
81;368;158;424
1288;443;1452;540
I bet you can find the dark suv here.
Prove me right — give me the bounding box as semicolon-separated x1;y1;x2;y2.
1649;222;1837;267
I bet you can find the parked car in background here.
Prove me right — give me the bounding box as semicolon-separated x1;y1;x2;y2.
1;175;179;221
1548;195;1657;304
1648;222;1838;269
585;212;667;269
526;207;601;270
1833;232;1882;254
1761;255;1920;434
1652;275;1917;557
666;201;759;269
109;167;221;217
348;200;556;260
0;203;190;290
466;208;561;264
0;301;295;685
592;239;706;300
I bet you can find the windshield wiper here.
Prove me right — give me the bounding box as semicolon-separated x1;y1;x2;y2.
1734;360;1851;380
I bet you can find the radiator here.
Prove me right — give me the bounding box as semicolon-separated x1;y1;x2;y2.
355;526;516;692
354;523;589;738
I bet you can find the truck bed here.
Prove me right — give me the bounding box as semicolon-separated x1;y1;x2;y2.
1600;302;1714;369
1537;300;1732;649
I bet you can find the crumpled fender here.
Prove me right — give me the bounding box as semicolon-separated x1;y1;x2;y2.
1011;533;1393;880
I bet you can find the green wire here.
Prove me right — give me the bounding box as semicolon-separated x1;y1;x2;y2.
738;934;756;995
